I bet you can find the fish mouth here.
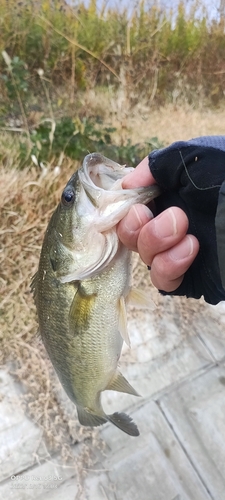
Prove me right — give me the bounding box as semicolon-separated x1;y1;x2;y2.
78;152;161;229
83;152;121;171
82;153;133;190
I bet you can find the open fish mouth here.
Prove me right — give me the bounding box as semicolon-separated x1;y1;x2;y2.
78;152;161;231
82;152;131;190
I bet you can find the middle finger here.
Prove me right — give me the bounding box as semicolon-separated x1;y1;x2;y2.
137;207;189;266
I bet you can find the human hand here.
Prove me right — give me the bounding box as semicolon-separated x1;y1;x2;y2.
118;136;225;305
117;157;199;293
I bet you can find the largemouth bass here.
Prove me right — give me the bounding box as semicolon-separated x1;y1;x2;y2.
32;153;160;437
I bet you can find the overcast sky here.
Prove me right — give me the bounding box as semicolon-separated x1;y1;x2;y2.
74;0;222;20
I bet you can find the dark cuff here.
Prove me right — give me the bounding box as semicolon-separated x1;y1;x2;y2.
148;138;225;304
216;180;225;291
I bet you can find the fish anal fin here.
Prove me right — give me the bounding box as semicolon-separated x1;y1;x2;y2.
107;412;139;437
126;288;155;310
106;370;140;397
118;296;130;347
77;406;106;427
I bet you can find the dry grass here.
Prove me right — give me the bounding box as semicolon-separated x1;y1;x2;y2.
80;88;225;146
130;104;225;145
1;99;224;457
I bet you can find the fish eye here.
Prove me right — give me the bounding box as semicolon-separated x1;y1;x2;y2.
61;188;75;206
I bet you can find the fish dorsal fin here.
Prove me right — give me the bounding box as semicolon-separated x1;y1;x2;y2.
107;412;139;436
118;296;130;347
30;271;40;304
126;288;156;310
30;271;38;295
106;370;140;396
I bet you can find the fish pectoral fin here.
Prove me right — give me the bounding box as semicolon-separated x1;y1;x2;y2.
118;296;130;347
107;412;139;437
77;407;106;427
106;370;140;397
69;283;96;333
126;288;156;310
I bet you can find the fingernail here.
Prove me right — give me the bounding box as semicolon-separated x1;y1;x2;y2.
153;208;177;238
124;205;153;232
169;235;194;261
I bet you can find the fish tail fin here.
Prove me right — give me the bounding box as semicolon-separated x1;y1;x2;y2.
77;407;140;436
77;406;107;427
107;412;139;437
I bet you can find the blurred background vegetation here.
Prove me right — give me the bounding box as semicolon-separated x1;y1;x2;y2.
1;0;225;167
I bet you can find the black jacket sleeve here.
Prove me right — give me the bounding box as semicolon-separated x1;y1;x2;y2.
148;136;225;304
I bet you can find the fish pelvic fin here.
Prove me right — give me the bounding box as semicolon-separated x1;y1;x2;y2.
77;406;107;427
107;412;140;437
118;296;130;347
106;370;140;397
126;287;156;310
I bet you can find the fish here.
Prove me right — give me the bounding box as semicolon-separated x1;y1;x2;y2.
31;153;160;437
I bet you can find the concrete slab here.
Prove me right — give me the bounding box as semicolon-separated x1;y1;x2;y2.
101;310;213;417
36;478;78;500
196;302;225;361
159;364;225;500
91;400;211;500
0;454;78;500
0;369;47;482
2;393;215;500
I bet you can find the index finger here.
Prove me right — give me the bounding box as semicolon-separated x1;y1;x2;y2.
123;156;156;189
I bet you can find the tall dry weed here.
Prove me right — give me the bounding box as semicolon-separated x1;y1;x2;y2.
1;0;225;107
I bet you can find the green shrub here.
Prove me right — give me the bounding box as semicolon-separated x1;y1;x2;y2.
17;115;163;167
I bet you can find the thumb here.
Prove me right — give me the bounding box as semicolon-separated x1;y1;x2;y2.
122;156;156;189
